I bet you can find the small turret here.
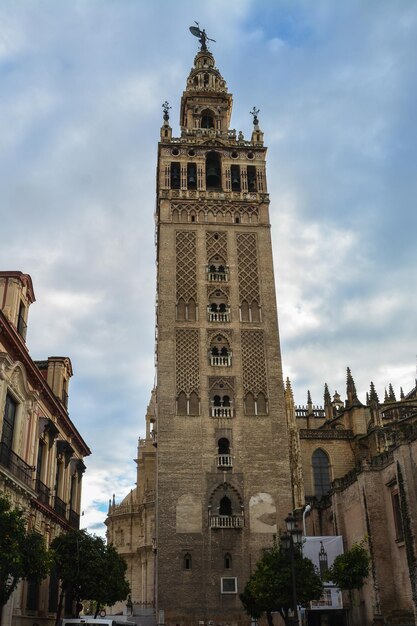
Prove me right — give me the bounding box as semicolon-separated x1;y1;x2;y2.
388;383;396;402
346;367;360;407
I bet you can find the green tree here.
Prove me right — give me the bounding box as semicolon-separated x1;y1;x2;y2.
240;538;323;626
324;540;371;610
0;495;50;626
51;530;130;623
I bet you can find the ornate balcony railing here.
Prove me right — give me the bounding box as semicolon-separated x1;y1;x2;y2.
208;271;228;282
210;355;231;366
35;478;51;505
208;311;230;323
0;442;33;487
217;454;233;468
54;495;67;519
211;406;233;418
209;514;244;529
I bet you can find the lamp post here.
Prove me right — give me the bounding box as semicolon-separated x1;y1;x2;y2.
281;513;303;626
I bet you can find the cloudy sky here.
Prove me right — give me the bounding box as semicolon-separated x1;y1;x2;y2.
1;1;416;534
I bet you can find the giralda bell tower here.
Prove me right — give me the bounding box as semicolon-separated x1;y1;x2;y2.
155;28;292;625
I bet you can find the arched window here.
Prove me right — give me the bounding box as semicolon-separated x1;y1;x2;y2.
245;392;255;414
206;151;221;189
188;298;196;321
177;392;187;415
177;298;186;321
257;392;267;414
241;300;250;322
219;496;232;516
251;300;260;322
171;162;181;189
183;553;192;570
224;553;232;569
231;165;241;192
312;449;331;497
189;392;199;415
218;438;230;455
201;108;214;128
187;163;197;189
213;395;221;407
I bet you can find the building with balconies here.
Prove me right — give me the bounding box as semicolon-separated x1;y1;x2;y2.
0;271;90;626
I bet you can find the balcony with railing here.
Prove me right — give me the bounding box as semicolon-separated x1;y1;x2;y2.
68;509;80;529
210;354;232;367
207;267;228;282
54;495;67;519
217;454;233;469
208;306;230;323
211;405;233;418
209;514;244;529
35;478;51;505
0;442;33;487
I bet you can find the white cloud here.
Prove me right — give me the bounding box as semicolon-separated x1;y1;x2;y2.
0;0;416;535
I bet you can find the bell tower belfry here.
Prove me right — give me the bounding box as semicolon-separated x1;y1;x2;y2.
155;30;292;626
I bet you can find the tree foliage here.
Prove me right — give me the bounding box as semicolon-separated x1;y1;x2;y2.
0;495;50;613
240;538;323;626
51;529;130;619
323;540;371;597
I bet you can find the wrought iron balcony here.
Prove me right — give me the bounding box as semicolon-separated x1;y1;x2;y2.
209;514;244;529
54;495;67;519
35;478;51;505
0;442;33;487
217;454;233;468
68;509;80;529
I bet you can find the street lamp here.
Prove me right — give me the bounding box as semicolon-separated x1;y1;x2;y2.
281;513;303;626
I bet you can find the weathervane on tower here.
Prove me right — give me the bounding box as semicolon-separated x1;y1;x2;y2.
189;22;216;52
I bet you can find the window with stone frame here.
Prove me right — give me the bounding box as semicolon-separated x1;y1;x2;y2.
312;448;331;498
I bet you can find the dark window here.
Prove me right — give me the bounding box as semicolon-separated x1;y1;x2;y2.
201;109;214;128
219;496;232;516
224;553;232;569
247;165;257;192
218;438;230;455
206;152;221;189
26;578;39;611
312;449;331;497
170;162;181;189
36;440;45;480
17;301;27;339
187;163;197;189
48;567;59;612
1;393;17;450
231;165;241;192
183;553;192;570
392;490;404;541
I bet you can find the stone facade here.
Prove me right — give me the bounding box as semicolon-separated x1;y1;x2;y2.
286;371;417;625
0;271;90;626
107;42;293;626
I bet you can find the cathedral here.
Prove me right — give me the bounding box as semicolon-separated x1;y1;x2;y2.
105;33;417;626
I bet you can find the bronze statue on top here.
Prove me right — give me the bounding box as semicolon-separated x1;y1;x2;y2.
189;22;216;52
